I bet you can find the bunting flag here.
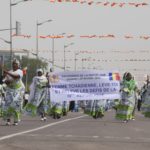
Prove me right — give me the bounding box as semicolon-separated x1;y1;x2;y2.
140;36;150;40
12;34;150;40
54;58;150;62
1;48;150;55
47;0;149;7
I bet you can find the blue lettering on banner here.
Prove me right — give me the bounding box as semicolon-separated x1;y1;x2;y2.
110;88;117;92
69;83;97;88
111;82;119;86
52;84;67;88
99;83;110;87
103;88;109;92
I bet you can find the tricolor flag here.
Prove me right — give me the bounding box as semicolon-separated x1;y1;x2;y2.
109;72;120;81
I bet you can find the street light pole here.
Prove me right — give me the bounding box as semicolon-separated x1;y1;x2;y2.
74;52;77;71
64;42;74;71
64;45;66;71
36;19;52;68
82;58;84;70
10;0;13;67
22;49;29;91
52;35;54;67
9;0;31;68
51;33;65;68
36;20;39;61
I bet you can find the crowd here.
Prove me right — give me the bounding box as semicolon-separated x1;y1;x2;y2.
0;59;150;126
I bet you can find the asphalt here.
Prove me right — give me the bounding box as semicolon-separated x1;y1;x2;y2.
0;110;150;150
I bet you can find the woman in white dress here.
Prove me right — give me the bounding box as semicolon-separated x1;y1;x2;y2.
2;59;25;125
25;69;48;121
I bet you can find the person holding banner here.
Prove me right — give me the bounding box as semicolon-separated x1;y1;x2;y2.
25;69;48;121
141;75;150;117
2;59;25;126
48;68;63;119
84;100;105;119
116;72;138;123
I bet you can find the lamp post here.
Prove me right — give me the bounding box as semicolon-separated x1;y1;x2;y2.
64;42;74;71
10;0;31;67
81;58;85;70
36;19;52;62
51;33;65;68
74;52;80;71
22;49;29;91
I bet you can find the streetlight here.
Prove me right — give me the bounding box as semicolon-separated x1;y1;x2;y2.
51;33;65;68
22;49;29;91
36;19;52;62
10;0;31;67
81;58;85;70
64;42;74;71
74;52;80;71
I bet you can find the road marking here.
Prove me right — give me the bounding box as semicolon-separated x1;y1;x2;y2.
17;134;150;142
93;136;99;138
56;134;63;137
0;115;87;141
65;135;73;137
104;136;131;140
26;134;39;137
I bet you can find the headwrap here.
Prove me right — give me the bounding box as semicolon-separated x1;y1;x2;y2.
123;72;136;93
12;58;20;67
36;68;43;74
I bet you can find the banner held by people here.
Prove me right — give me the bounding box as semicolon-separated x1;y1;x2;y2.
48;71;120;102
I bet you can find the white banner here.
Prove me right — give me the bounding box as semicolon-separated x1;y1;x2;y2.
48;70;121;102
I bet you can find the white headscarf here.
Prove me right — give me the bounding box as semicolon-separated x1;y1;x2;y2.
36;68;43;74
12;58;20;68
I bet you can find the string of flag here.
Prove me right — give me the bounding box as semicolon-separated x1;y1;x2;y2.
1;48;150;54
47;0;149;8
12;34;150;40
55;58;150;62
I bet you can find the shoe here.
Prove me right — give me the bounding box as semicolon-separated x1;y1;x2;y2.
13;122;18;126
56;114;61;119
132;118;135;121
41;117;44;121
6;122;11;126
41;117;47;121
43;117;47;121
123;120;128;123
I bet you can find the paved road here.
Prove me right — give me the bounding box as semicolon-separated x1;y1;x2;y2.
0;110;150;150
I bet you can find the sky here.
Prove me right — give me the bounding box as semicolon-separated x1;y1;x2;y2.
0;0;150;86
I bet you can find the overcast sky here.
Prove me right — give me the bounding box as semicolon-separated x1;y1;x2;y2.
0;0;150;84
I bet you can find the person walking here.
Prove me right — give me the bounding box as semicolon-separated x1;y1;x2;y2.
116;72;138;123
25;69;48;121
84;100;105;119
141;75;150;117
2;59;25;125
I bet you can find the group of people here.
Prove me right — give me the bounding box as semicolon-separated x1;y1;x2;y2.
0;59;71;126
84;72;150;122
0;58;150;126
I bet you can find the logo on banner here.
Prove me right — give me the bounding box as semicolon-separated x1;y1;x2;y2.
49;74;59;83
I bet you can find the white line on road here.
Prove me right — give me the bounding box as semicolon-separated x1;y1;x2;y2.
0;115;87;141
22;134;150;142
104;136;131;140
